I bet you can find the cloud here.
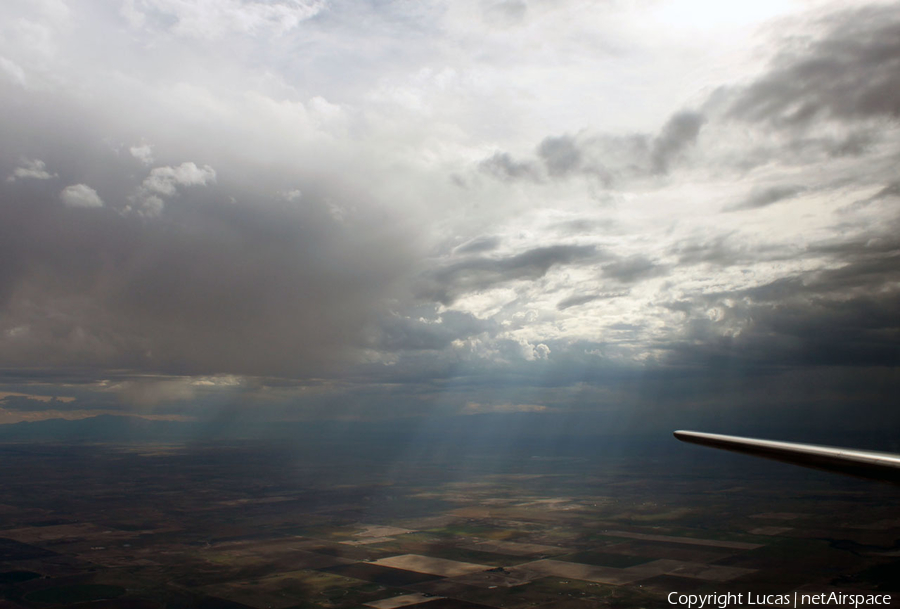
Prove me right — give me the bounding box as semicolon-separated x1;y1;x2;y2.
127;0;326;40
480;109;703;187
131;162;216;216
129;142;154;165
0;0;899;430
0;391;74;403
454;236;501;255
601;256;666;283
650;111;705;174
526;341;550;361
478;152;540;182
727;5;900;125
482;1;528;28
0;176;413;378
556;291;625;310
374;310;497;353
725;184;805;211
661;228;900;370
282;188;303;201
60;183;103;208
537;135;583;177
418;245;600;304
0;392;75;411
0;56;25;87
142;162;216;196
666;284;900;370
6;158;56;182
838;181;900;214
872;181;900;200
112;378;197;407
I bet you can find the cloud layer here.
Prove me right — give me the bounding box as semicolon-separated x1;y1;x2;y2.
0;0;899;430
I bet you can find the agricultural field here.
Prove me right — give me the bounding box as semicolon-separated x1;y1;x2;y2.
0;441;898;608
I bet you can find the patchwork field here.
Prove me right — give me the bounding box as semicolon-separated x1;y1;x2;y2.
0;442;897;608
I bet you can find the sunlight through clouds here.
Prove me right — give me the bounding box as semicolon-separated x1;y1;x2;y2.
0;0;898;429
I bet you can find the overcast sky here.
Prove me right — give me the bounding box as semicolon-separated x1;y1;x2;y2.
1;0;898;431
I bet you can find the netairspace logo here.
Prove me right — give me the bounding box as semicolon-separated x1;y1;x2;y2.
667;591;893;608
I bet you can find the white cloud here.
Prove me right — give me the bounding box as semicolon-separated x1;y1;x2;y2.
132;162;216;215
143;162;216;196
139;195;165;217
7;158;56;182
328;201;348;223
60;183;103;208
127;0;326;39
129;142;154;165
0;56;26;87
120;0;145;28
1;0;899;421
532;342;550;360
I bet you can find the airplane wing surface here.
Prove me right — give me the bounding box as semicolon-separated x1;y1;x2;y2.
674;430;900;484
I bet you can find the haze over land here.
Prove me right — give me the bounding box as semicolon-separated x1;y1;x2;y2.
3;4;900;607
1;0;899;434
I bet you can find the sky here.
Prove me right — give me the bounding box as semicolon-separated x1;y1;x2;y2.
0;0;898;433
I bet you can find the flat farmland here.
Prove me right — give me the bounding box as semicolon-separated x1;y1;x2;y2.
0;441;895;609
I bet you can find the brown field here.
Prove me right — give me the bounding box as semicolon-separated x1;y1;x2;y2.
364;592;444;608
454;538;564;557
0;443;897;609
506;559;647;585
372;555;490;577
599;530;764;549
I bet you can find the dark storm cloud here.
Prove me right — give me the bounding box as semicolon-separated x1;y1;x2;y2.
0;175;409;379
663;231;900;370
417;244;600;304
725;184;805;211
649;111;705;174
669;285;900;369
1;0;898;432
653;219;900;429
0;38;424;385
727;5;900;125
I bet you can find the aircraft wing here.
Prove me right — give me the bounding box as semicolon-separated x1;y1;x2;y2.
673;430;900;484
